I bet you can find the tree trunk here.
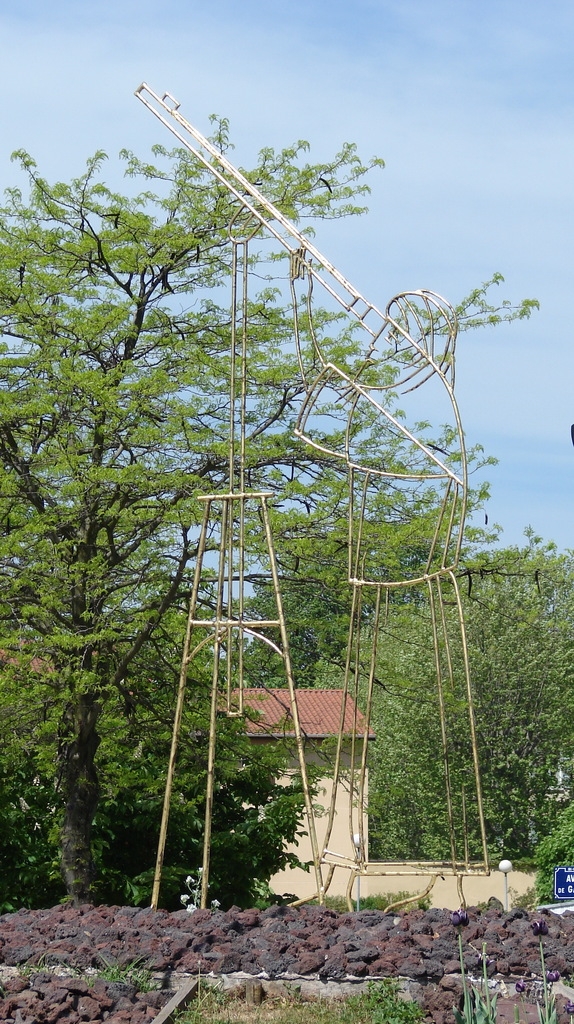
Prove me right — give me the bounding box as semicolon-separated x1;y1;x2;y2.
59;694;101;905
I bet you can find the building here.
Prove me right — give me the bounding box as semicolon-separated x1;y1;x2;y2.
240;687;375;900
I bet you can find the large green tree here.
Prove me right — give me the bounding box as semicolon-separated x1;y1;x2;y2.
0;131;381;904
0;647;312;910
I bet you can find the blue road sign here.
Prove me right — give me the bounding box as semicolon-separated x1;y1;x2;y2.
554;866;574;899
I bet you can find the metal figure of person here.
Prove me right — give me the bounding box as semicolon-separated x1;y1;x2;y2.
136;85;489;908
292;284;489;901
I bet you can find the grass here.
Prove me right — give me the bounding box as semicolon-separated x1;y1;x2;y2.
176;979;424;1024
17;953;157;992
309;890;430;914
95;954;156;992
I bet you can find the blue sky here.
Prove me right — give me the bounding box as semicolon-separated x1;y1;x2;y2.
0;0;573;550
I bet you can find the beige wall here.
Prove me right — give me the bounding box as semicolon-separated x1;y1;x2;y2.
265;739;535;909
271;857;535;908
271;770;369;900
269;741;369;902
360;866;535;909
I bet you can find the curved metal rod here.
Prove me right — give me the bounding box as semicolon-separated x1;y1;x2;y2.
382;876;438;913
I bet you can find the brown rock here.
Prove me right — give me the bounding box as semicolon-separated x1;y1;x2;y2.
42;998;78;1024
3;976;28;994
137;990;172;1009
424;958;445;979
85;979;113;1009
0;998;17;1019
8;988;41;1009
439;974;461;991
76;994;104;1020
293;951;327;974
401;958;428;978
237;911;260;929
350;961;369;976
496;996;540;1024
423;978;463;1024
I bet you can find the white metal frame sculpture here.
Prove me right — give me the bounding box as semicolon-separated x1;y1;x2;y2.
136;84;490;910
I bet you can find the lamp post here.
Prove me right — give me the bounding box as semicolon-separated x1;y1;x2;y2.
499;859;513;911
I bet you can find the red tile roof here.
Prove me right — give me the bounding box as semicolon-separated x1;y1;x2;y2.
237;688;375;740
0;649;51;674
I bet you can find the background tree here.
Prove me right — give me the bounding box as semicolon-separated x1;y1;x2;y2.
535;799;574;903
368;538;574;863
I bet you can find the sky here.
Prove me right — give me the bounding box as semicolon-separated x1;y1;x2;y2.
0;0;573;551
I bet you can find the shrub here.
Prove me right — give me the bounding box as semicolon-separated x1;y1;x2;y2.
307;890;431;913
509;885;537;910
535;801;574;903
360;890;431;912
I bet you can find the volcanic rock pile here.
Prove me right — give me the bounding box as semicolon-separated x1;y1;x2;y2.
0;971;170;1023
0;902;573;1023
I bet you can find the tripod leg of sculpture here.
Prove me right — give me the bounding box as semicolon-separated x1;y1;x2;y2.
342;591;380;912
427;578;458;868
346;868;359;911
448;569;489;868
200;498;231;908
346;584;377;864
319;583;362;887
356;586;381;850
383;876;437;913
259;497;325;902
201;643;223;908
428;570;489;877
319;578;378;902
434;568;489;870
151;503;212;910
347;596;363;848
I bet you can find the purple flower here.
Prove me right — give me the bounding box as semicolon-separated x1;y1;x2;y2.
546;970;560;983
531;919;549;936
451;908;469;927
515;980;526;994
477;954;494;969
565;1001;574;1015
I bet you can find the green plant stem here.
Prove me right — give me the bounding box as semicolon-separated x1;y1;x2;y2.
481;943;492;1019
458;931;467;990
457;929;474;1024
540;939;549;1012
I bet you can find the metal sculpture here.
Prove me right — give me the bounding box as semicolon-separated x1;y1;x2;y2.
136;84;489;910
